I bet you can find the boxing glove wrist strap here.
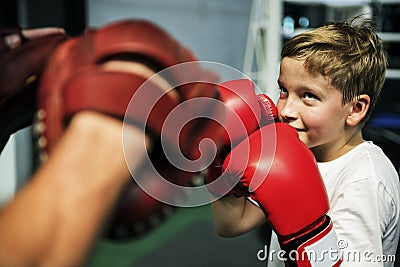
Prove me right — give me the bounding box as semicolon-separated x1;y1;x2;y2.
279;216;342;267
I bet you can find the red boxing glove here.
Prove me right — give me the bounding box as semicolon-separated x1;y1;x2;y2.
205;80;280;197
205;80;279;198
256;93;279;126
217;79;262;146
36;20;219;158
222;123;342;266
35;19;223;240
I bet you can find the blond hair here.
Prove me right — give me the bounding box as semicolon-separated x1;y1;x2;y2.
281;17;387;123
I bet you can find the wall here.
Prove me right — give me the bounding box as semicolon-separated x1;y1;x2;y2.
87;0;252;71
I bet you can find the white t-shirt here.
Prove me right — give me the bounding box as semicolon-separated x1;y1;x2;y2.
266;141;400;267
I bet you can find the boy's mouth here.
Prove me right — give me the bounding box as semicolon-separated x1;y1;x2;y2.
282;122;306;133
288;125;305;132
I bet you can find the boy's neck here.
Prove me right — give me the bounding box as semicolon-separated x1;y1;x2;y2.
311;130;364;162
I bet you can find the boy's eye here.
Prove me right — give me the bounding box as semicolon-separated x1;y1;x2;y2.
303;92;317;100
278;87;288;95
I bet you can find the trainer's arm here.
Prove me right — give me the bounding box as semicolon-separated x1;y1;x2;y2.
211;196;266;237
0;111;150;267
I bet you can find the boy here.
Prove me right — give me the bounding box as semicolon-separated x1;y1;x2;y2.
211;17;400;266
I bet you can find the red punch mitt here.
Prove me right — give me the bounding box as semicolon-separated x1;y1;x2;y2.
34;19;223;240
0;28;68;152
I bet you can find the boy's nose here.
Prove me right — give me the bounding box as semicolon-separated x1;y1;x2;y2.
278;101;298;123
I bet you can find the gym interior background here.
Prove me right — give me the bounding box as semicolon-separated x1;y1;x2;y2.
0;0;399;266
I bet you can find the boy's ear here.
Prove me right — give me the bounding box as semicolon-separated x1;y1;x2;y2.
346;94;370;126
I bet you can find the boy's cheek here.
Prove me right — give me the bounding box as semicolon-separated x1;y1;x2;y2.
296;131;309;145
296;130;320;149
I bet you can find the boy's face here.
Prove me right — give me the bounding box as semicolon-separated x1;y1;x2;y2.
277;57;352;156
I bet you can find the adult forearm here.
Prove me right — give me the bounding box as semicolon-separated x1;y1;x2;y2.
0;112;148;267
